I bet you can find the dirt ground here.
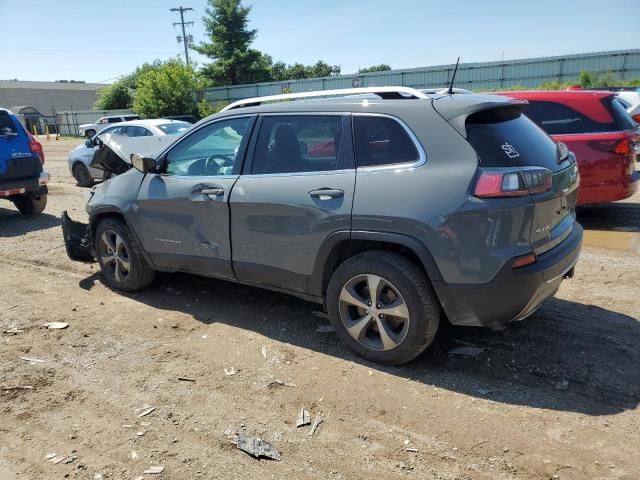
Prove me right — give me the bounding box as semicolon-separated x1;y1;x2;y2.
1;138;639;480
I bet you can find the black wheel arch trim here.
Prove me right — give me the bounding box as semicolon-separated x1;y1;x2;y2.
89;206;156;268
310;230;444;297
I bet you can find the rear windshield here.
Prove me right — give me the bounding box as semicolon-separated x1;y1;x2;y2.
524;97;635;135
157;122;190;135
0;111;19;137
466;106;561;170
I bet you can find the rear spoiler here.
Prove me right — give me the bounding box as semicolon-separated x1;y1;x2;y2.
433;95;529;136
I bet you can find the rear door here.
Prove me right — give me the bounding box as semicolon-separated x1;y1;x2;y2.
465;106;579;255
136;115;255;278
0;111;41;184
230;113;355;294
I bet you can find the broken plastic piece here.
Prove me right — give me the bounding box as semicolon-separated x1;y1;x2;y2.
309;412;323;437
296;407;311;428
234;433;281;461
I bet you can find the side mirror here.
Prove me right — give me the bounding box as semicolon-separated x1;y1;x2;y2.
85;139;93;148
131;153;157;173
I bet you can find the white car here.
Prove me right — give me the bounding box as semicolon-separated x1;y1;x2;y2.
78;114;140;138
68;119;191;187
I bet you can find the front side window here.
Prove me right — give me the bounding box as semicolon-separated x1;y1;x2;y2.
353;116;419;167
252;115;343;174
165;117;251;176
107;117;121;124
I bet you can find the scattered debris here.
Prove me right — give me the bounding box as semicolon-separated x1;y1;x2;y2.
296;407;311;428
123;424;135;428
225;431;281;461
316;324;335;333
45;453;57;460
140;421;151;427
3;328;23;334
178;376;195;382
403;439;410;446
19;356;45;364
64;455;78;464
503;447;509;453
44;322;69;330
555;379;569;391
143;465;164;474
131;451;139;460
137;431;145;437
405;447;419;453
51;456;67;464
2;385;33;391
447;346;485;357
224;367;236;376
312;310;330;319
269;379;297;389
309;412;323;437
137;406;155;418
261;346;267;359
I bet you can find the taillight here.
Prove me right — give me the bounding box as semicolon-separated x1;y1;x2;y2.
612;139;631;155
632;113;640;123
511;252;537;269
474;167;552;198
27;132;44;164
588;138;636;155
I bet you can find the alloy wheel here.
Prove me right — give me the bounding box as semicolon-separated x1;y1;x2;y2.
338;274;410;351
98;230;130;283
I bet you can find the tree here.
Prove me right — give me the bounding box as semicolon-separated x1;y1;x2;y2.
94;81;133;110
132;60;202;117
269;60;341;81
194;0;271;86
358;64;392;74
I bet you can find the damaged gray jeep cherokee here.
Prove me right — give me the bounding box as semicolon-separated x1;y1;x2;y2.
62;86;582;365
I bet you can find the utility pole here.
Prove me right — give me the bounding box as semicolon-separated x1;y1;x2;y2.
170;6;194;66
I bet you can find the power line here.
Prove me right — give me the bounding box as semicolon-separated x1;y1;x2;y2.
170;6;194;66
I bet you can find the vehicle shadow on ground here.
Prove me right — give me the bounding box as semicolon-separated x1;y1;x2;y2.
81;271;640;416
577;202;640;231
0;207;60;237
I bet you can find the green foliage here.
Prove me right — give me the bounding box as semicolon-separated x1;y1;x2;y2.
194;0;271;86
132;60;203;118
270;60;340;81
358;64;392;74
94;81;133;110
197;99;229;119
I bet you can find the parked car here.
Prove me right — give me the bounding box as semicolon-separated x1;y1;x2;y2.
495;90;639;205
567;86;640;123
164;115;198;124
68;119;191;187
78;114;141;138
62;86;581;365
0;108;49;214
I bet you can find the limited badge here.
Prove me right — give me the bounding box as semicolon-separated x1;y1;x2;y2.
501;142;520;159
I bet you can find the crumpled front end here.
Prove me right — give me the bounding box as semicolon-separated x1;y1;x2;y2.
61;210;94;263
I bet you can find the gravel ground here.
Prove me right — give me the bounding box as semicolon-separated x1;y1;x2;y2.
1;138;639;480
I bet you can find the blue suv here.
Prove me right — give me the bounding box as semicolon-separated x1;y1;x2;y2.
0;108;49;214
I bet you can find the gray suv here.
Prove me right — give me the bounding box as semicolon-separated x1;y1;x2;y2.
62;87;582;365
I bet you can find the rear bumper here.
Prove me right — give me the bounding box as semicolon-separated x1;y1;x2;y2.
0;171;49;198
434;223;582;327
577;170;639;205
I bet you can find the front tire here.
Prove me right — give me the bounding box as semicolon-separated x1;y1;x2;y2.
95;218;155;292
73;163;94;187
13;194;47;215
85;129;96;138
326;251;440;365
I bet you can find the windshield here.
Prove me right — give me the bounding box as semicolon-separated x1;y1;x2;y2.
157;122;191;135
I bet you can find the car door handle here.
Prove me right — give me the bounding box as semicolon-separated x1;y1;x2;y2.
201;187;224;196
309;189;344;199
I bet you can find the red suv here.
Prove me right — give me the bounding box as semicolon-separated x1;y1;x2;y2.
495;90;639;205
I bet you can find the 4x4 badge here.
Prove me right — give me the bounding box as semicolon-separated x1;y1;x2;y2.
501;142;520;159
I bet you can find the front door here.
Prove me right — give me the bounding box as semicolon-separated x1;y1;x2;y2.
136;116;255;279
230;114;355;294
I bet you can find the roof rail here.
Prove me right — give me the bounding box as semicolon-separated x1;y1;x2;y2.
220;86;429;111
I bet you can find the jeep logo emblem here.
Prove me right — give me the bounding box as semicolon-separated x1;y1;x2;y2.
501;142;520;159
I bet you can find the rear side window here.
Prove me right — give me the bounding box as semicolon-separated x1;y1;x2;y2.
466;106;560;171
124;115;140;121
524;98;635;135
107;117;122;124
353;116;419;167
126;126;151;137
252;115;343;174
0;112;19;137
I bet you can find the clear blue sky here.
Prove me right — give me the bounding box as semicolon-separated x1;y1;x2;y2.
1;0;638;83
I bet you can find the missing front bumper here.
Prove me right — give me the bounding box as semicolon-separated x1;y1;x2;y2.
61;210;94;263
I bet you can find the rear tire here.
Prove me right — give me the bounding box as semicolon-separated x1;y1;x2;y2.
13;194;47;215
326;251;440;365
73;163;94;187
95;218;155;292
